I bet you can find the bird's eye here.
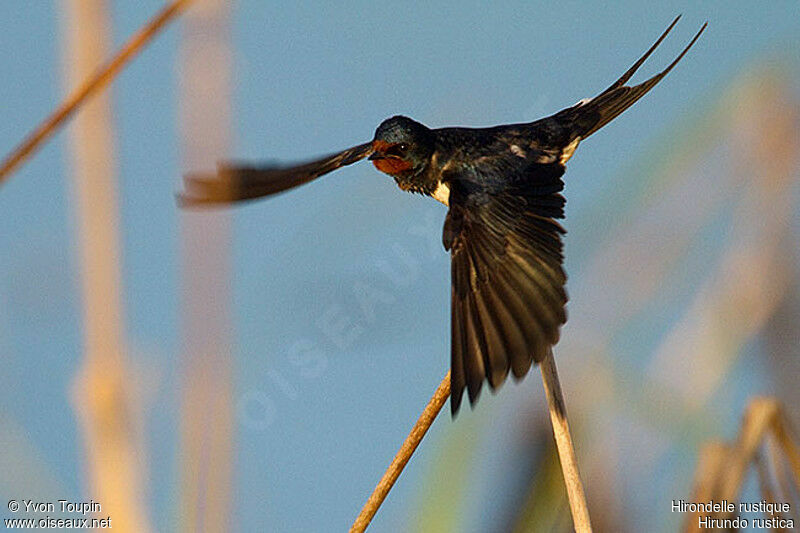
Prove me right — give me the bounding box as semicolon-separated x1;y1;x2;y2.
386;143;409;157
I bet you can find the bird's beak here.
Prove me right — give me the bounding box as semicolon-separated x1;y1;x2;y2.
370;140;393;160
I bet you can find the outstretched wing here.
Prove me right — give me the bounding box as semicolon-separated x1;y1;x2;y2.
180;142;373;206
539;15;707;142
443;154;568;415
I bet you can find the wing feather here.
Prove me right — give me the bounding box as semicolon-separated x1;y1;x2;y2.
445;159;569;414
450;290;467;415
462;292;486;405
179;142;373;206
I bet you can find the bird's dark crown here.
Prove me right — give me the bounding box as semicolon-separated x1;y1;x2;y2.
373;115;432;145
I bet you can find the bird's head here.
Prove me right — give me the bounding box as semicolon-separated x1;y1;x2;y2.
369;116;434;179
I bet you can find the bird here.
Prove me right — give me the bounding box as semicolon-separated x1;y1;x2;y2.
180;16;707;415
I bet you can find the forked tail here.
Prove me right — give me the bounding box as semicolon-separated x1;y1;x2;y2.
550;15;707;140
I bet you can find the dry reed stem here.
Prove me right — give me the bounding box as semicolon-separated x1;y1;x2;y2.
765;433;800;525
64;1;151;531
718;398;800;506
716;398;777;505
773;408;800;484
178;1;234;530
685;397;800;532
350;372;451;533
352;353;593;532
754;452;785;524
540;349;593;533
685;442;729;532
0;0;193;185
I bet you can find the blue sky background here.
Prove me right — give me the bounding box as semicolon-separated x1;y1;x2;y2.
1;2;799;532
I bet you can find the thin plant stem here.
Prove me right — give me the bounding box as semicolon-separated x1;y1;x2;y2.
540;349;593;532
0;0;194;185
65;1;152;530
177;1;234;530
352;352;594;532
350;371;451;533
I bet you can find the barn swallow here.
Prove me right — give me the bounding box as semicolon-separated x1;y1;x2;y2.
180;17;706;415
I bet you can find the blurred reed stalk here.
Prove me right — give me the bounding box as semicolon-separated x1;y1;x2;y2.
178;1;234;531
0;0;193;186
685;397;800;532
63;1;152;531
